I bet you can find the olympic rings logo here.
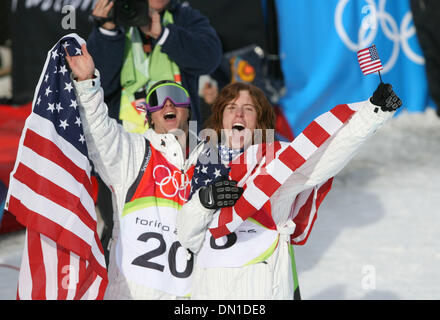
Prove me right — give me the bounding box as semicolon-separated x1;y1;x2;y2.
335;0;424;73
153;165;191;201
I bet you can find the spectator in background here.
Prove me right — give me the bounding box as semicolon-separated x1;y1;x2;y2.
87;0;222;264
88;0;222;131
411;0;440;117
188;0;293;140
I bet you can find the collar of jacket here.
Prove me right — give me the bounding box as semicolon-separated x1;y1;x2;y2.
144;128;204;170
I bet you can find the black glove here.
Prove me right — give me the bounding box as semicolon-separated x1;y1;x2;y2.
199;177;243;210
370;83;402;112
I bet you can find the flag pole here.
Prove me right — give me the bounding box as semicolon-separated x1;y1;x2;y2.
375;70;383;113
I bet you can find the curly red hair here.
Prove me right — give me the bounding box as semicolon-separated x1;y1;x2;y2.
204;82;276;143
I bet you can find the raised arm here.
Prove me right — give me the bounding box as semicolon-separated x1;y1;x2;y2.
87;0;125;103
271;83;402;223
65;44;145;201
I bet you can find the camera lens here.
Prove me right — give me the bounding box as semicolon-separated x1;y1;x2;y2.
115;0;150;27
121;1;137;18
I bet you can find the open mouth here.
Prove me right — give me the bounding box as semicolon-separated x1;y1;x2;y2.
164;112;176;120
232;123;245;131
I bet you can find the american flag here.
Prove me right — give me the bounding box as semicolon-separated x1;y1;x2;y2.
189;144;241;198
208;104;359;244
5;34;107;299
357;45;383;75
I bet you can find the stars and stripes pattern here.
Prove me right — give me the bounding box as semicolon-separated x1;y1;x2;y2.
189;144;244;198
5;34;107;300
208;104;359;243
357;44;383;75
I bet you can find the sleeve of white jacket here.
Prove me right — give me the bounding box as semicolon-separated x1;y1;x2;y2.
177;189;215;254
177;99;395;251
270;99;395;223
72;70;146;203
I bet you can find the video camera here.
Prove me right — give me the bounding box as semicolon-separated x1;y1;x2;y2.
110;0;151;27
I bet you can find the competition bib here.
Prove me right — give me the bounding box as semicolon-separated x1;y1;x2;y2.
116;205;193;296
196;218;279;268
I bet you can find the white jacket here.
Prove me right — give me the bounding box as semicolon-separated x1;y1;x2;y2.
177;100;395;300
73;71;202;300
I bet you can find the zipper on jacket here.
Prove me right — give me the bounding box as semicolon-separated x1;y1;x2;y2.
180;169;185;189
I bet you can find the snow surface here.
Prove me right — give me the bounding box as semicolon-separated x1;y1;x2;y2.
1;108;439;300
294;108;440;300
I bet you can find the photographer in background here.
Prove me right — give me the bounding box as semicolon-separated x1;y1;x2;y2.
87;0;222;265
88;0;221;129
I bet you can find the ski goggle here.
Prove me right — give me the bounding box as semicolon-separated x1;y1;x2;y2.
145;83;191;113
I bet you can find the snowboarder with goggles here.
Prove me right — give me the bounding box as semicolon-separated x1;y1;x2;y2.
136;81;191;113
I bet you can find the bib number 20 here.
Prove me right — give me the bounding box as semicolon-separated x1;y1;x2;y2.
131;232;193;278
210;232;237;249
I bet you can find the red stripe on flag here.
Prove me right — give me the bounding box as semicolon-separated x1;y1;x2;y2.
13;164;97;232
291;190;315;245
302;121;331;148
81;235;106;283
315;178;333;210
210;224;231;239
229;156;249;182
330;104;355;123
75;262;104;300
357;53;369;59
363;69;382;75
293;212;318;246
8;195;92;260
358;53;370;59
254;174;281;198
230;144;263;181
234;196;258;221
97;277;107;299
360;59;382;67
230;142;283;182
90;231;107;280
263;141;282;165
74;258;88;299
291;178;333;245
27;230;46;300
277;146;305;172
23;130;94;198
250;201;277;231
363;69;381;75
218;206;233;227
57;245;70;300
362;63;382;73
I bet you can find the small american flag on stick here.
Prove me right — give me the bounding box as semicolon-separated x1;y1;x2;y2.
357;44;383;77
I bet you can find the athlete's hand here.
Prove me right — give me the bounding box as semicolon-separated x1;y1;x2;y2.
199;177;243;210
65;44;95;81
370;83;402;112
